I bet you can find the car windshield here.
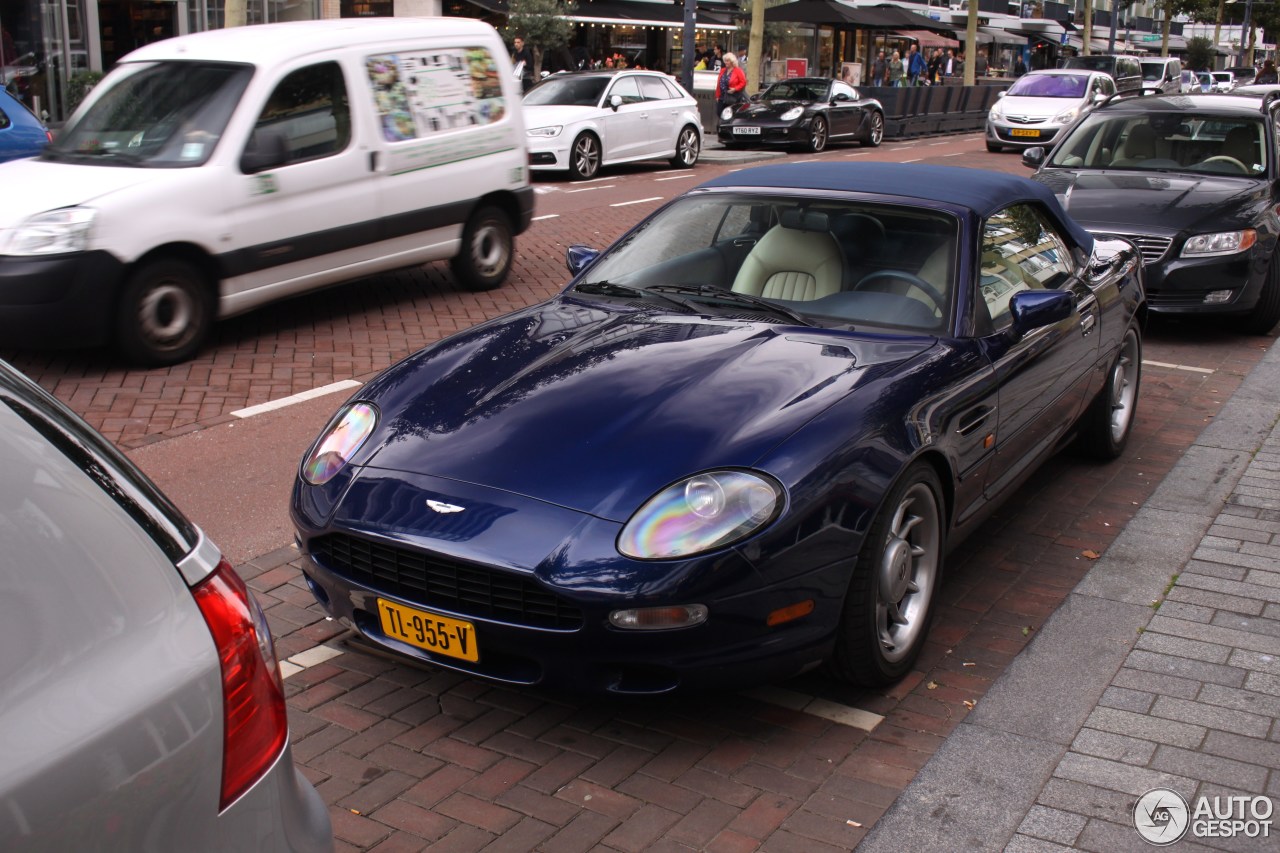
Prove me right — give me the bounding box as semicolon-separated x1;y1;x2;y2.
47;61;253;167
1141;64;1167;82
1007;74;1089;98
523;75;610;106
574;192;959;332
1049;111;1268;176
763;81;829;102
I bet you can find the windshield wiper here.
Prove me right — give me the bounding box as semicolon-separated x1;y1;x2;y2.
647;284;814;326
574;281;699;313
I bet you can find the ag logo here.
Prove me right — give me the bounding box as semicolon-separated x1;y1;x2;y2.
426;499;465;514
1134;788;1190;845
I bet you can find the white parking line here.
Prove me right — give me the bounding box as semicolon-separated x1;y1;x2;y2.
231;380;363;419
654;174;697;182
930;141;951;146
844;151;868;157
532;213;560;221
575;176;615;184
611;197;664;207
662;169;695;175
741;686;885;731
280;643;344;679
566;184;615;194
1143;360;1215;374
902;158;923;163
943;152;964;157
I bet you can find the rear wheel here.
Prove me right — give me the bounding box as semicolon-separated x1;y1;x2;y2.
1078;325;1141;459
863;111;884;147
1244;258;1280;335
569;132;601;180
115;258;214;366
670;125;700;168
807;116;828;153
450;204;513;292
828;462;945;686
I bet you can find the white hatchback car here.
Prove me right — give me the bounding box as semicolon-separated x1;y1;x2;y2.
986;69;1115;152
524;69;702;180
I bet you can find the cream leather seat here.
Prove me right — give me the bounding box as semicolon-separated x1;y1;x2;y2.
732;209;844;301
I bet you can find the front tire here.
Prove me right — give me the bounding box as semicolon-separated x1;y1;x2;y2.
807;116;828;153
569;132;601;180
863;110;884;147
670;125;700;168
1078;325;1141;459
986;141;1003;153
115;258;214;366
1244;258;1280;335
450;204;513;292
829;462;945;686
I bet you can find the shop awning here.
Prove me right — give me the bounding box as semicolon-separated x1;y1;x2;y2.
764;0;953;32
895;29;960;49
563;0;737;30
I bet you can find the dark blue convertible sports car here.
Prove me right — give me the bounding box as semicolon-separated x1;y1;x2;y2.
292;163;1145;694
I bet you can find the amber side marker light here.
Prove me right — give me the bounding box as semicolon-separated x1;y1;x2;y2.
767;600;815;627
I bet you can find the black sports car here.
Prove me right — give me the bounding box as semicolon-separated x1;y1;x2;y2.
717;77;884;153
1024;92;1280;334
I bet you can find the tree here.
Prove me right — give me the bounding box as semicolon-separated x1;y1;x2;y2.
1185;35;1216;69
505;0;578;78
1157;0;1215;56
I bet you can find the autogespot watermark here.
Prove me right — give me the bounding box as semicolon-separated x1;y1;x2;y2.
1133;788;1274;846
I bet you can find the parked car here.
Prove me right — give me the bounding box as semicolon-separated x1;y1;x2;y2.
1179;70;1200;93
1195;71;1214;92
1062;54;1143;94
0;18;533;366
0;88;49;163
986;69;1116;152
1140;57;1182;94
716;76;883;152
290;162;1145;694
523;69;702;180
1210;71;1235;92
0;359;332;851
1225;65;1257;86
1022;92;1280;333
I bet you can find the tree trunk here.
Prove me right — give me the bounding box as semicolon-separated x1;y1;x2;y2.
748;0;765;94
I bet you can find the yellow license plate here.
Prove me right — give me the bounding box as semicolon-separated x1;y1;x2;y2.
1010;128;1040;138
377;599;479;662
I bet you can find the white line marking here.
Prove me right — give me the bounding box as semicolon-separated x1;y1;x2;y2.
231;380;363;419
792;158;822;163
728;167;745;172
532;213;560;221
576;176;615;184
566;184;615;194
662;169;695;175
844;151;868;157
289;645;345;668
930;141;950;146
943;152;964;157
611;196;664;207
902;158;923;163
654;174;697;181
741;686;884;730
1143;360;1215;374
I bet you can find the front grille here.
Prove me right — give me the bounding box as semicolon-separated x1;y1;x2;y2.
314;534;584;630
1094;231;1173;266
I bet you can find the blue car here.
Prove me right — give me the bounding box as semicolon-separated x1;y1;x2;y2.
291;163;1146;694
0;88;49;163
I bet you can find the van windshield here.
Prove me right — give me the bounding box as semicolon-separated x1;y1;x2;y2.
46;61;254;167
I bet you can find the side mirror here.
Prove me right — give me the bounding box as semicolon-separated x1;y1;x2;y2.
1093;92;1107;104
833;92;851;102
1021;146;1046;170
240;128;289;174
1009;290;1073;337
749;92;762;102
566;244;600;276
996;90;1006;99
610;94;622;111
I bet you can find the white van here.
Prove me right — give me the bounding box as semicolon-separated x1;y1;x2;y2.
0;19;532;365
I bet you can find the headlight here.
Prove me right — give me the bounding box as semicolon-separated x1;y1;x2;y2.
526;125;562;138
617;470;783;560
1181;229;1257;257
780;107;804;121
1052;107;1079;124
988;105;1003;121
301;402;378;485
720;106;735;121
4;208;96;255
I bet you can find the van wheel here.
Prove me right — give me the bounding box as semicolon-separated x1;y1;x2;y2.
450;205;513;291
115;258;214;366
670;125;700;168
569;133;601;180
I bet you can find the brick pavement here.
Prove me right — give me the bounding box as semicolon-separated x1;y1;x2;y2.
229;318;1270;853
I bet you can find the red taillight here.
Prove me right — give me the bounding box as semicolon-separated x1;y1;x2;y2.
192;558;288;812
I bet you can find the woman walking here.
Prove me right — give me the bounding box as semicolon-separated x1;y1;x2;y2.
716;51;748;119
889;50;905;87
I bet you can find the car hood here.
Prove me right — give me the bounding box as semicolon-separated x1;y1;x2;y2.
356;298;934;521
1033;169;1267;234
0;157;159;228
522;103;601;130
997;95;1082;119
734;100;812;119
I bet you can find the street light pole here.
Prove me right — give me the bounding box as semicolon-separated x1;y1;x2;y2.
681;0;696;93
1108;0;1119;53
1240;0;1254;67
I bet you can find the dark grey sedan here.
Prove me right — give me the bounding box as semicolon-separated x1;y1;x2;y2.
717;77;884;152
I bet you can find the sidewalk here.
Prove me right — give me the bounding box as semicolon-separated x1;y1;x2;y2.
860;336;1280;851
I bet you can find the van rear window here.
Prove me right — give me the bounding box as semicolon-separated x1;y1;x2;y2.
367;48;506;142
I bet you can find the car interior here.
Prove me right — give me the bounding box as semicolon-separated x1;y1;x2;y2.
590;196;958;331
1051;114;1267;174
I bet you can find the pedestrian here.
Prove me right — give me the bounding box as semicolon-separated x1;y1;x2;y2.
975;49;988;78
1013;52;1027;78
511;35;535;93
715;51;748;119
871;49;888;87
928;47;943;84
889;50;905;87
1258;59;1277;84
907;43;927;86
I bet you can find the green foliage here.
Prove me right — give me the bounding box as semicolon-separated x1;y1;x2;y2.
505;0;578;71
1185;36;1215;70
66;70;104;114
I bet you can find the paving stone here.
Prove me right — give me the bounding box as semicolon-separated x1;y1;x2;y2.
1150;695;1272;738
1180;560;1249;583
1070;729;1157;766
1005;834;1076;853
1111;667;1201;700
1016;804;1087;845
1149;744;1269;791
1124;649;1247;688
1083;707;1206;750
1035;778;1134;826
1201;728;1280;770
1052;752;1194;798
1147;615;1280;657
1098;686;1155;714
1167;586;1265;617
1195;683;1277;722
1134;632;1233;665
1227;648;1280;676
1179;573;1280;606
